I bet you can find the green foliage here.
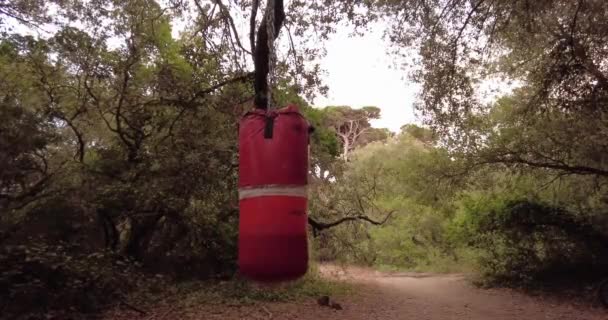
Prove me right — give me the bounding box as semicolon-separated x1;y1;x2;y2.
452;196;608;284
310;130;465;271
366;0;608;179
314;105;389;162
304;107;340;159
0;242;152;318
317;122;608;287
1;1;244;313
400;124;435;144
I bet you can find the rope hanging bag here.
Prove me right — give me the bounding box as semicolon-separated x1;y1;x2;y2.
237;0;310;283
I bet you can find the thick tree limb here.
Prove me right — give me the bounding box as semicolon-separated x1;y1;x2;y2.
485;156;608;177
29;56;87;163
250;0;260;55
131;73;253;109
253;0;285;108
192;72;254;101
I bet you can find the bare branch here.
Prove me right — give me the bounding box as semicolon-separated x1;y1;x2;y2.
485;154;608;177
158;107;188;144
308;210;395;234
454;0;485;45
191;72;254;101
0;8;40;28
207;0;252;55
284;24;300;75
450;0;486;69
430;0;462;35
190;3;217;41
569;0;584;41
250;0;260;58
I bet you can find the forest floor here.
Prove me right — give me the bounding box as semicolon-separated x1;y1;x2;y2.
105;265;607;320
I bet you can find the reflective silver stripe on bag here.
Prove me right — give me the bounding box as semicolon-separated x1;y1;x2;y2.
238;185;308;200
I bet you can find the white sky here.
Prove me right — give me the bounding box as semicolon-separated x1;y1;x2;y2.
313;26;421;132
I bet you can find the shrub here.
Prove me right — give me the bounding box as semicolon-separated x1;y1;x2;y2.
0;242;153;319
453;197;608;287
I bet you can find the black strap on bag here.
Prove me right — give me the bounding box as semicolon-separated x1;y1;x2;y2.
264;116;274;139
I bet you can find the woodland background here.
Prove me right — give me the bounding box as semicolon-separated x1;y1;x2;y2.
1;0;607;318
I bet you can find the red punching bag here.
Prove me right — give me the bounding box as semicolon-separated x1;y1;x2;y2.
238;104;310;282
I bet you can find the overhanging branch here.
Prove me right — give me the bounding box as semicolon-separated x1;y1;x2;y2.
191;72;255;101
308;210;395;236
487;156;608;177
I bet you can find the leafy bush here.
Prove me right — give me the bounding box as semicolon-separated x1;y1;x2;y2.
452;196;608;286
0;242;155;319
0;238;349;319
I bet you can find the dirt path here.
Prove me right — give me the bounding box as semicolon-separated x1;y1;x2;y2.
255;266;605;320
110;266;607;320
370;273;601;320
293;265;606;320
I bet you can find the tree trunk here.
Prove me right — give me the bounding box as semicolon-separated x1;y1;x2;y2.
124;213;164;260
253;0;285;108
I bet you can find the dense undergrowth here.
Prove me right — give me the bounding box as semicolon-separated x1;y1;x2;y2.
0;241;347;320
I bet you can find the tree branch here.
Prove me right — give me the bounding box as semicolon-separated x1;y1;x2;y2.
0;8;40;28
450;0;485;69
253;0;285;108
250;0;260;59
430;0;462;35
284;23;302;87
308;210;394;235
191;72;254;101
483;153;608;177
206;0;252;55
